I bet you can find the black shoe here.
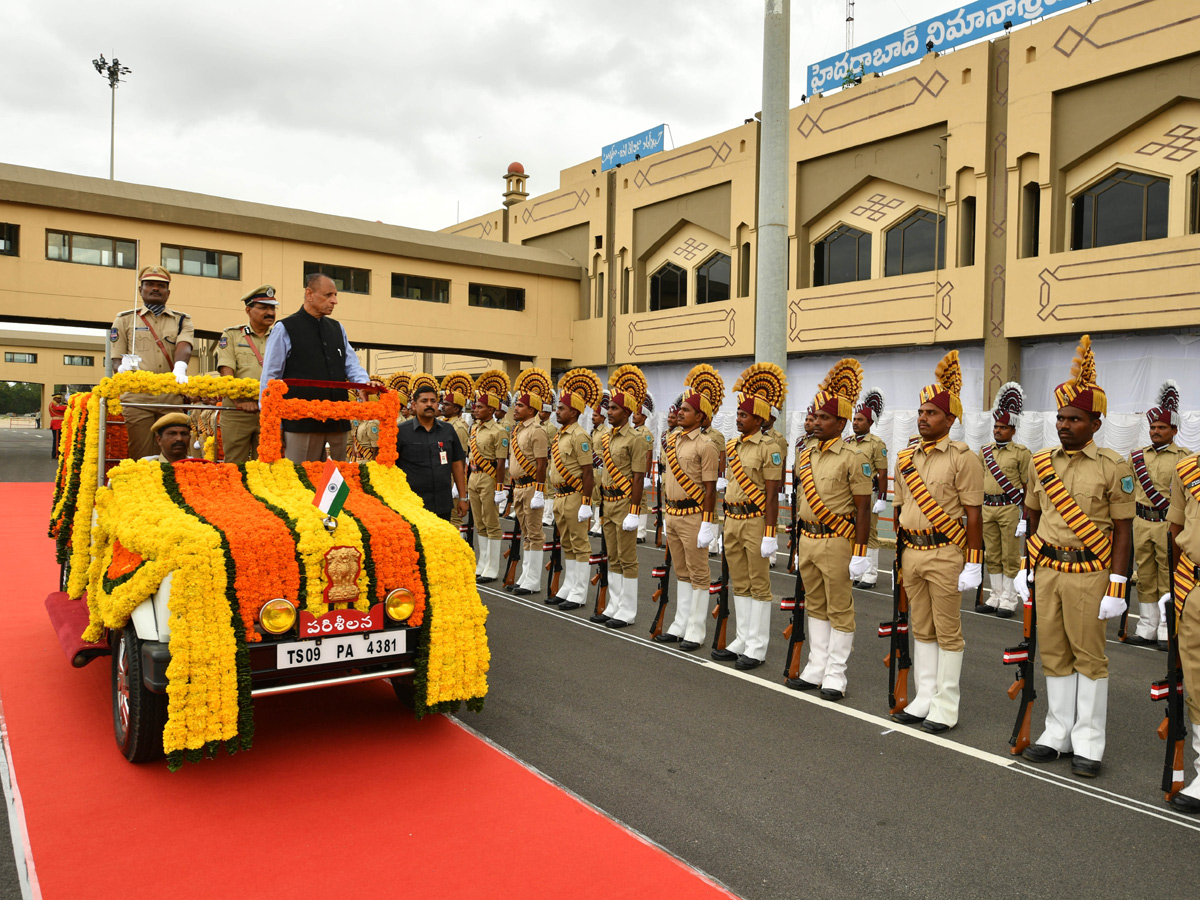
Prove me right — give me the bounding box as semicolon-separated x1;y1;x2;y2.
921;720;950;734
1157;640;1170;651
511;587;537;596
785;677;820;691
653;633;680;643
710;648;738;661
1124;634;1155;646
1022;744;1072;763
891;710;924;725
819;687;844;701
995;607;1015;619
605;618;631;629
476;575;496;584
545;595;565;604
558;601;584;611
589;614;610;624
735;655;762;670
975;602;996;614
857;581;877;590
502;583;515;592
1169;793;1200;814
679;640;702;651
636;537;646;544
851;579;863;589
1071;757;1101;778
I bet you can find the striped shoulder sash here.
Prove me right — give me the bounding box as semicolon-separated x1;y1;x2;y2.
602;430;633;494
896;446;967;549
551;433;582;492
1131;448;1169;511
665;433;706;505
982;445;1023;503
726;438;767;510
469;426;495;477
795;446;855;541
1031;449;1111;567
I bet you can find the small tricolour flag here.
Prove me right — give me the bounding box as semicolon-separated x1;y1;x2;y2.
313;458;350;517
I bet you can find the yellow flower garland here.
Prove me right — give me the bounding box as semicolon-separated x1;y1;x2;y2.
67;395;102;599
96;372;260;415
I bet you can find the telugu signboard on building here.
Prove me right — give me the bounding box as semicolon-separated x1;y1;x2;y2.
807;0;1089;97
601;125;665;172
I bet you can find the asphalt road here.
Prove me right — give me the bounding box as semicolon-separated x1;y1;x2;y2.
3;431;1197;899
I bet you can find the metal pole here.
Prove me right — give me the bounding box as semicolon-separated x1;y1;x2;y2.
755;1;790;399
109;82;116;180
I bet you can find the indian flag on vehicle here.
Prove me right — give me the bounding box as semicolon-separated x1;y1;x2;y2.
313;459;350;517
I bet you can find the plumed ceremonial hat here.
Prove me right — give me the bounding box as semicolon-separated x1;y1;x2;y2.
670;393;684;414
1146;380;1180;428
991;382;1024;427
642;393;654;415
474;369;511;411
410;373;438;398
734;362;788;422
542;390;556;413
919;350;964;419
514;367;553;413
682;364;724;420
857;388;885;424
386;371;413;404
557;368;603;415
440;371;474;408
239;284;278;306
608;365;649;414
812;358;863;419
1054;335;1106;417
151;412;190;435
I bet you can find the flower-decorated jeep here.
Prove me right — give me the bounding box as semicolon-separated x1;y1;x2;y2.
47;373;488;769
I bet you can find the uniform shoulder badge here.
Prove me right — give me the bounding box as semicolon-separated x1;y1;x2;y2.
501;437;509;448
109;327;119;342
644;433;653;443
1121;475;1134;494
863;463;872;477
882;447;888;457
218;335;228;349
772;452;782;466
581;440;590;453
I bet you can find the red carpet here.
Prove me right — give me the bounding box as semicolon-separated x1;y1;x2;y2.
0;484;735;900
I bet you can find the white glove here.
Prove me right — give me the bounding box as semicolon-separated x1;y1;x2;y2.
1015;518;1027;537
1014;567;1031;602
530;491;545;509
577;503;592;522
697;520;715;547
849;555;871;579
494;491;508;514
716;477;728;491
643;476;652;489
1159;592;1171;624
1097;575;1127;620
117;354;140;373
172;360;189;385
451;483;459;500
622;512;639;531
957;562;983;592
761;535;778;558
872;498;887;514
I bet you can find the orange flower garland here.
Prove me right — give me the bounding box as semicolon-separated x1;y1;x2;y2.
106;538;145;581
258;380;399;465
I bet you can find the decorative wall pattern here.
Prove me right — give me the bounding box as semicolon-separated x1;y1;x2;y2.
450;220;493;238
520;189;589;224
631;142;732;189
788;279;954;347
797;71;948;138
1136;125;1200;162
849;193;905;222
1053;0;1200;58
627;307;736;358
1037;246;1200;324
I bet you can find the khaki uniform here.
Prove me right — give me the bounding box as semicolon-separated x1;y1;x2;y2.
1131;442;1189;598
796;438;873;632
540;420;559;500
663;428;719;589
445;415;470;530
110;307;194;459
979;442;1031;578
1025;443;1135;680
600;423;649;578
723;432;783;603
215;324;270;464
550;422;592;562
509;419;549;551
1166;461;1200;723
591;422;610;509
847;433;888;549
893;436;984;652
468;420;508;541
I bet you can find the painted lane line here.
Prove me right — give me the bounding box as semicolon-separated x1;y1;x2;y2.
1008;766;1200;834
0;684;38;900
1011;761;1200;822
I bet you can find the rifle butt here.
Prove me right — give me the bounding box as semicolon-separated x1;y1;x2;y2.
1165;740;1187;799
1010;703;1033;755
786;641;804;680
549;571;561;596
503;561;518;588
593;586;607;617
890;671;910;715
649;591;666;637
714;618;728;651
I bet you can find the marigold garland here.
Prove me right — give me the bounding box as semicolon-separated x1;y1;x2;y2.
96;371;260;416
257;380;399;466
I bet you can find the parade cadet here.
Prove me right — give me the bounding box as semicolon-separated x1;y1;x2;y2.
890;350;984;734
389;372;413;426
548;369;602;610
589;394;611;536
506;368;552;595
633;394;655;542
215;284;277;464
762;404;789;568
708;363;786;670
846;389;889;589
789;360;872;698
654;376;721;650
145;412;192;463
538;395;559;526
468;370;510;583
1015;336;1134;777
1163;441;1200;813
440;372;474;532
110;265;194;459
1128;382;1189;648
591;367;650;628
702;397;728;557
978;383;1031;617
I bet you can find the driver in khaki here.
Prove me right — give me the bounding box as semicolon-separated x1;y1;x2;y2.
145;412;192;463
216;285;277;464
468;370;510;583
440;372;475;534
547;368;603;610
506;368;552;596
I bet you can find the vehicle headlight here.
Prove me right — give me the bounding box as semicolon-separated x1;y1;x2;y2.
385;588;415;622
259;598;297;635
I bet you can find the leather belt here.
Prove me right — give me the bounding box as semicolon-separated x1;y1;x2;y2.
513;476;534;487
902;529;952;549
984;493;1019;507
724;501;763;519
665;498;700;514
1037;543;1101;565
553;485;578;496
798;520;847;538
601;487;630;500
1136;503;1168;522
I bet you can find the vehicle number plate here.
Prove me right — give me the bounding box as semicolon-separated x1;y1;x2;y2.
276;632;406;670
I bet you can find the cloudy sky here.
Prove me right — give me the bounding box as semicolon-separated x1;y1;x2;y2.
0;0;972;235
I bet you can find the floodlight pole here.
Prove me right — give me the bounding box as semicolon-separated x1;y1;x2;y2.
92;55;132;180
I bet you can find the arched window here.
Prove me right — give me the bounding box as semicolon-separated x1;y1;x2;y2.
1071;168;1169;250
814;225;871;286
884;209;945;277
695;252;731;304
650;262;687;311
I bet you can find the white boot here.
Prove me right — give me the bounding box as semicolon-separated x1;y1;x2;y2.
1158;619;1169;646
637;513;648;540
925;648;964;729
743;599;773;661
821;628;855;696
983;574;1003;612
1071;675;1108;762
602;573;624;619
1036;673;1078;752
996;575;1020;616
542;498;555;526
482;539;503;580
554;559;574;601
474;535;485;576
616;572;639;624
518;550;543;592
590;509;603;535
725;594;750;655
860;547;880;587
904;640;940;719
1179;724;1200;801
798;616;833;686
709;526;723;556
684;582;710;644
666;582;693;637
1134;601;1160;641
568;559;590;606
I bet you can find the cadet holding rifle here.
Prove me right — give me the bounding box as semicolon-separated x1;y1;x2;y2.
468;370;511;583
979;382;1031;617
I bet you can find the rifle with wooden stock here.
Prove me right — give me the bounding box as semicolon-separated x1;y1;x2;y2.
545;521;562;601
654;462;665;548
649;545;673;638
786;484;798;574
1003;538;1036;755
502;484;520;588
1152;538;1186;800
782;499;805;683
589;500;609;619
710;548;730;652
879;533;912;715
